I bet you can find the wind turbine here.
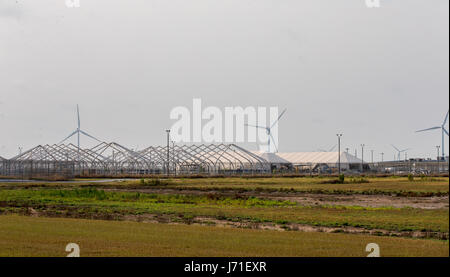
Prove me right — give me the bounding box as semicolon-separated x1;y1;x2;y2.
59;105;101;153
391;144;411;161
245;108;287;153
416;110;449;159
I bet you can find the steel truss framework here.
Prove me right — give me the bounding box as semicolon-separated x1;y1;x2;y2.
0;156;5;176
0;143;270;177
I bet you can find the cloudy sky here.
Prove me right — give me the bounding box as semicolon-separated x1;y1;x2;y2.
0;0;448;160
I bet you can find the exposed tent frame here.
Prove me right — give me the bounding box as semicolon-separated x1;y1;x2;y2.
1;142;271;177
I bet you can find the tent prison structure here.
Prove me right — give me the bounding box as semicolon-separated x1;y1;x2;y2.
0;143;271;178
2;143;447;177
0;142;368;178
253;151;365;173
278;151;365;171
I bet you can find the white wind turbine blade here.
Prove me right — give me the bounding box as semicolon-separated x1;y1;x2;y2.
245;124;266;130
443;110;449;126
400;148;412;153
416;126;440;133
328;144;337;152
444;128;449;136
270;108;287;129
391;144;400;152
269;133;278;153
59;130;78;144
79;130;102;143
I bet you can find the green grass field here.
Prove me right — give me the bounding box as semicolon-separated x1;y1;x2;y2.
0;215;448;257
150;177;449;195
3;176;447;196
0;176;448;257
0;188;448;233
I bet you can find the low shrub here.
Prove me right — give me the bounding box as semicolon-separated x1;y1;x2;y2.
347;177;370;184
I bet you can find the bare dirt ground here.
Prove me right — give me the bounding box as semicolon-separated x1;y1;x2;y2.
105;188;450;210
271;194;449;209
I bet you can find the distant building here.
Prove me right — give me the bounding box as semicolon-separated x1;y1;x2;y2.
254;151;364;172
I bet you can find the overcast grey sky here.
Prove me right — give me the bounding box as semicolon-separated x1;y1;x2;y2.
0;0;448;160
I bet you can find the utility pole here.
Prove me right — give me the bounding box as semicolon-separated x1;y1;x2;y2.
360;144;365;172
172;141;176;176
436;145;440;175
381;152;384;163
166;129;171;176
337;134;343;175
371;150;374;164
406;152;411;173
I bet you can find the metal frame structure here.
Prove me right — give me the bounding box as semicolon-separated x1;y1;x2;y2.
0;143;270;178
0;156;5;176
139;144;269;175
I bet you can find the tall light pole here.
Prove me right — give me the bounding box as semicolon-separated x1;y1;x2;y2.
172;140;176;176
166;129;171;176
345;148;349;153
360;144;365;172
381;152;384;163
337;134;343;175
436;145;440;175
371;150;374;164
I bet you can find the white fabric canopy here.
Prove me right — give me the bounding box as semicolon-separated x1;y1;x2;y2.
255;151;363;165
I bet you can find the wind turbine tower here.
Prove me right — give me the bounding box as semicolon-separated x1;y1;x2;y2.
245;108;287;153
59;105;102;154
391;145;411;161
